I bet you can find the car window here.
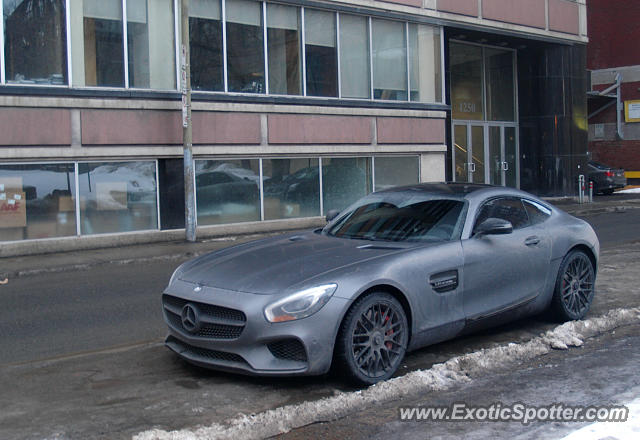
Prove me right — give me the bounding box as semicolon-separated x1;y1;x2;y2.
327;198;465;242
523;199;551;225
474;198;530;231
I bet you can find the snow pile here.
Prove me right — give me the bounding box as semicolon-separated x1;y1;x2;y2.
618;188;640;194
134;307;640;440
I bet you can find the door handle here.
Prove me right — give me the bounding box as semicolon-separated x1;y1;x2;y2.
525;236;540;246
502;161;509;171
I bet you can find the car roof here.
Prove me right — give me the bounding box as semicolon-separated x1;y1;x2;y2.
377;182;545;203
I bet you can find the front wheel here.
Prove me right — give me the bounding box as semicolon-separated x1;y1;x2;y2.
334;292;409;385
549;250;595;321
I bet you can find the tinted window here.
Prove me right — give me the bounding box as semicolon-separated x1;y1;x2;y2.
475;198;529;231
523;199;551;225
327;198;465;242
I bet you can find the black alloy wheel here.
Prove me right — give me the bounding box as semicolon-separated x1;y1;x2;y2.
335;292;408;385
550;250;595;321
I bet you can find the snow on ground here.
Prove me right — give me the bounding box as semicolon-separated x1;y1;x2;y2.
134;308;640;440
618;188;640;193
558;394;640;440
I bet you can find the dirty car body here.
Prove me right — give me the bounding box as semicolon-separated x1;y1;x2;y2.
162;183;599;384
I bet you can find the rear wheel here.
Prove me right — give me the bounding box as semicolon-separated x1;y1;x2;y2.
549;250;595;321
335;292;408;385
602;188;614;195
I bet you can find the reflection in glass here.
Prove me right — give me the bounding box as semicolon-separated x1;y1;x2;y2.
322;157;372;213
505;127;517;188
80;0;125;87
262;158;319;220
372;19;406;101
226;0;264;93
486;48;515;122
127;0;175;89
471;126;485;184
339;13;369;99
267;3;300;95
409;24;441;103
78;161;158;234
304;9;337;97
190;0;223;91
195;160;260;225
450;42;483;120
0;163;76;241
374;156;419;191
454;125;468;183
3;0;68;85
489;126;502;185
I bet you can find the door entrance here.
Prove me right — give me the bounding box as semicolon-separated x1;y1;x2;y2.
453;122;518;187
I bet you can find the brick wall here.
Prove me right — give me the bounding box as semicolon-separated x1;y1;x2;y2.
587;0;640;69
589;140;640;171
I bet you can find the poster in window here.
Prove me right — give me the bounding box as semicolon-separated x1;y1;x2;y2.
0;177;26;228
96;182;128;210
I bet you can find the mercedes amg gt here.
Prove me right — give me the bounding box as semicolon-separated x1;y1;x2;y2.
162;183;599;384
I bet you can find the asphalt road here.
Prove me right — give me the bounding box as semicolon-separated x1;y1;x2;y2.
0;209;639;365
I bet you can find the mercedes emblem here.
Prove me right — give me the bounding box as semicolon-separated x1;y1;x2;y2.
180;303;201;333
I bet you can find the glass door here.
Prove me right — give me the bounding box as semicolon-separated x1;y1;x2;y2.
453;124;485;183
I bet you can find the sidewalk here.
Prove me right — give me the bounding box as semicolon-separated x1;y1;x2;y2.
1;193;639;281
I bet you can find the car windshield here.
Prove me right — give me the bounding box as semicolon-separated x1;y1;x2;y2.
588;161;609;170
325;193;466;242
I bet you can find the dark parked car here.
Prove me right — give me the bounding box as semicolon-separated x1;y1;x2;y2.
162;183;599;385
587;161;626;195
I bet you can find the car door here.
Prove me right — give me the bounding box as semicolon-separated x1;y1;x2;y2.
461;197;551;321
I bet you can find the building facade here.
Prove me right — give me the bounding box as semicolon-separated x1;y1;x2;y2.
0;0;588;251
587;0;640;183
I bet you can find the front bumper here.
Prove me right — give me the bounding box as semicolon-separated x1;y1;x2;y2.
162;279;350;376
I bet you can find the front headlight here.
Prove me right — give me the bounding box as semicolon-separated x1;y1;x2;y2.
264;284;337;323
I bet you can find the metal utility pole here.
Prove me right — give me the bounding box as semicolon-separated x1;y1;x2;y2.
181;0;196;242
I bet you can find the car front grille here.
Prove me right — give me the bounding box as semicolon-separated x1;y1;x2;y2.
166;336;248;366
163;294;246;339
267;339;308;362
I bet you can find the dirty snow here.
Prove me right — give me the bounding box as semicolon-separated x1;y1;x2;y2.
133;307;640;440
558;394;640;440
618;188;640;194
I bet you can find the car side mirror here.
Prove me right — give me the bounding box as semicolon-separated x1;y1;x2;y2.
325;209;340;222
473;218;513;236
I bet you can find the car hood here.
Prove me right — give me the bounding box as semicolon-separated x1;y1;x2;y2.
177;231;412;294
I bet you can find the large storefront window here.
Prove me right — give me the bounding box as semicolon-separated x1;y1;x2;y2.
450;42;484;120
339;13;369;99
263;158;319;220
3;0;68;85
70;0;175;89
267;3;300;95
78;161;158;234
226;0;264;93
372;18;406;101
0;164;76;241
304;9;337;97
190;0;223;91
322;157;372;213
195;159;260;225
409;24;441;103
374;156;419;191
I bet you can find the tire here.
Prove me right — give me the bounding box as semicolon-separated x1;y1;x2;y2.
334;292;409;385
602;188;614;195
549;250;595;321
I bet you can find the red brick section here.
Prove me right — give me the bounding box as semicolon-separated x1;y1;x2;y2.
268;114;372;144
590;140;640;171
377;117;446;144
192;112;261;145
548;0;579;35
81;110;182;145
482;0;546;29
587;0;640;70
0;108;71;146
437;0;478;17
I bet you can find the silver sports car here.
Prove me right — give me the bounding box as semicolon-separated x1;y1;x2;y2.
162;183;599;384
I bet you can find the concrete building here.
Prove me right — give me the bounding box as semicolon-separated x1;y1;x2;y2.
587;0;640;184
0;0;588;252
